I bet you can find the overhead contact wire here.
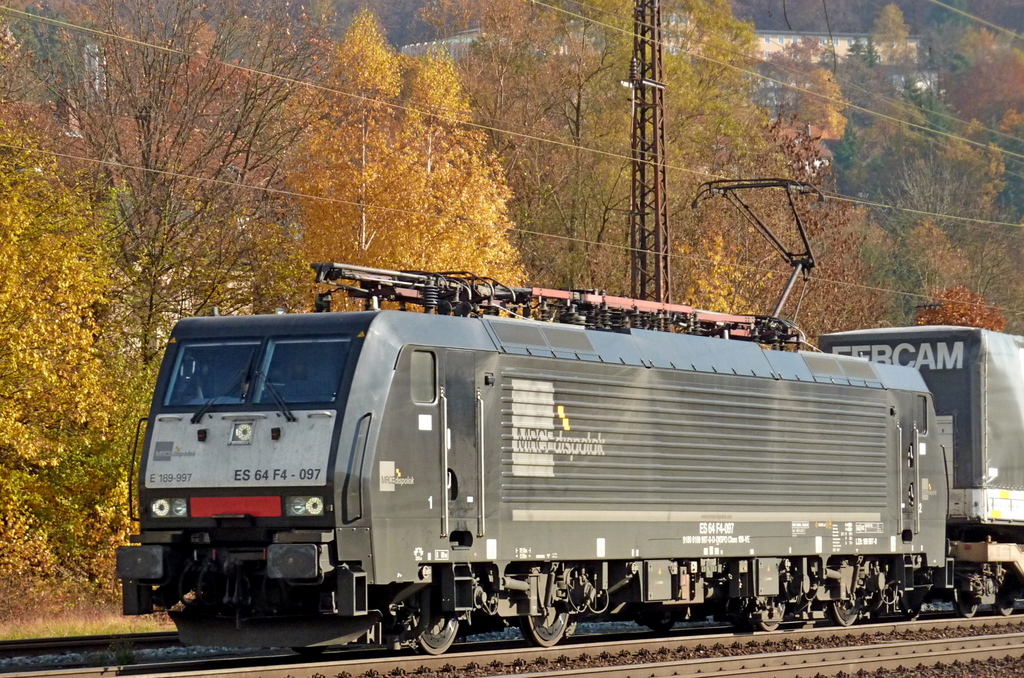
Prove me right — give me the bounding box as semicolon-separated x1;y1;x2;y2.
2;138;1016;317
5;3;1024;235
0;8;1020;315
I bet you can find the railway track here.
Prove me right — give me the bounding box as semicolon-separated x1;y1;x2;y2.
5;616;1024;678
0;632;180;661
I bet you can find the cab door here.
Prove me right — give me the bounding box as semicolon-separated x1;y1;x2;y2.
442;349;482;545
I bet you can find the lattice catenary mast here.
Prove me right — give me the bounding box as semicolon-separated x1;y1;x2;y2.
629;0;670;303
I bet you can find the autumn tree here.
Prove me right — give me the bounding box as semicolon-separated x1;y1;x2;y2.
0;17;33;106
948;30;1024;128
293;11;522;281
426;0;784;296
872;4;914;65
0;123;119;609
684;123;891;339
759;37;849;138
39;0;326;362
917;286;1007;332
423;0;633;290
662;4;881;332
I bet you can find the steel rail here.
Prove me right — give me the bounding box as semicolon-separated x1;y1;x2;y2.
6;616;1024;678
501;632;1024;677
0;632;179;660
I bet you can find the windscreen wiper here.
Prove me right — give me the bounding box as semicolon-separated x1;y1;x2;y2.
256;371;297;422
190;351;257;424
189;393;224;425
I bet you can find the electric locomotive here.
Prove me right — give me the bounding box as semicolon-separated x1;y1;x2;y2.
117;263;950;652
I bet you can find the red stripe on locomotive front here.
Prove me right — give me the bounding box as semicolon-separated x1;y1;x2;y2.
190;496;282;517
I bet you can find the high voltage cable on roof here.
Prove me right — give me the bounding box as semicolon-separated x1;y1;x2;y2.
3;138;1019;318
4;2;1024;237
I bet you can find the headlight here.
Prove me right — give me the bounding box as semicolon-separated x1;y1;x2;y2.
171;498;188;517
305;497;324;516
286;496;324;516
151;498;187;518
151;499;170;517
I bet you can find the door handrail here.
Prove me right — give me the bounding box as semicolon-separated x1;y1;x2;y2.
477;388;485;537
440;386;449;538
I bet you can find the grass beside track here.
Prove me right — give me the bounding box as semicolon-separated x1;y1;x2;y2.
0;608;171;641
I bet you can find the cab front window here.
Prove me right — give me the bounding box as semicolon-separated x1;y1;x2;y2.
254;338;350;404
164;341;261;406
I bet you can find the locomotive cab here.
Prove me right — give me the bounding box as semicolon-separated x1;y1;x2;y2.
117;312;380;647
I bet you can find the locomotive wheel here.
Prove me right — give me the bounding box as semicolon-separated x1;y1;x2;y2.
417;615;459;655
638;611;676;634
899;592;924;621
520;608;573;647
994;592;1016;617
751;600;786;632
829;599;859;627
954;590;979;618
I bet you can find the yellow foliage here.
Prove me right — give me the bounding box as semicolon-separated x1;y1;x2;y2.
0;130;110;466
678;234;772;314
294;13;522;284
872;4;912;64
410;53;472;122
331;10;401;98
0;124;115;586
804;68;848;138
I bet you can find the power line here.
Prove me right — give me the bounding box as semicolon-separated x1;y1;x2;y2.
0;6;713;181
569;0;1024;154
5;3;1024;236
532;0;1024;170
2;4;1023;317
510;0;1024;227
517;0;1024;202
924;0;1024;43
3;138;1018;318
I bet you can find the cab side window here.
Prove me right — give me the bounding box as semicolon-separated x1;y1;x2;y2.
410;350;436;404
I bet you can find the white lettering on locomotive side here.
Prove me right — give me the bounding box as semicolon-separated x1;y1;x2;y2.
379;460;415;492
699;521;735;535
509;379;606;477
510;428;606;456
830;341;964;370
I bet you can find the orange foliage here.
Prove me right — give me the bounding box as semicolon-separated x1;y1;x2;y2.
949;30;1024;126
916;286;1007;332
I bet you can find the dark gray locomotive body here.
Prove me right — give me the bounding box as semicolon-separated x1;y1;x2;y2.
118;310;948;650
